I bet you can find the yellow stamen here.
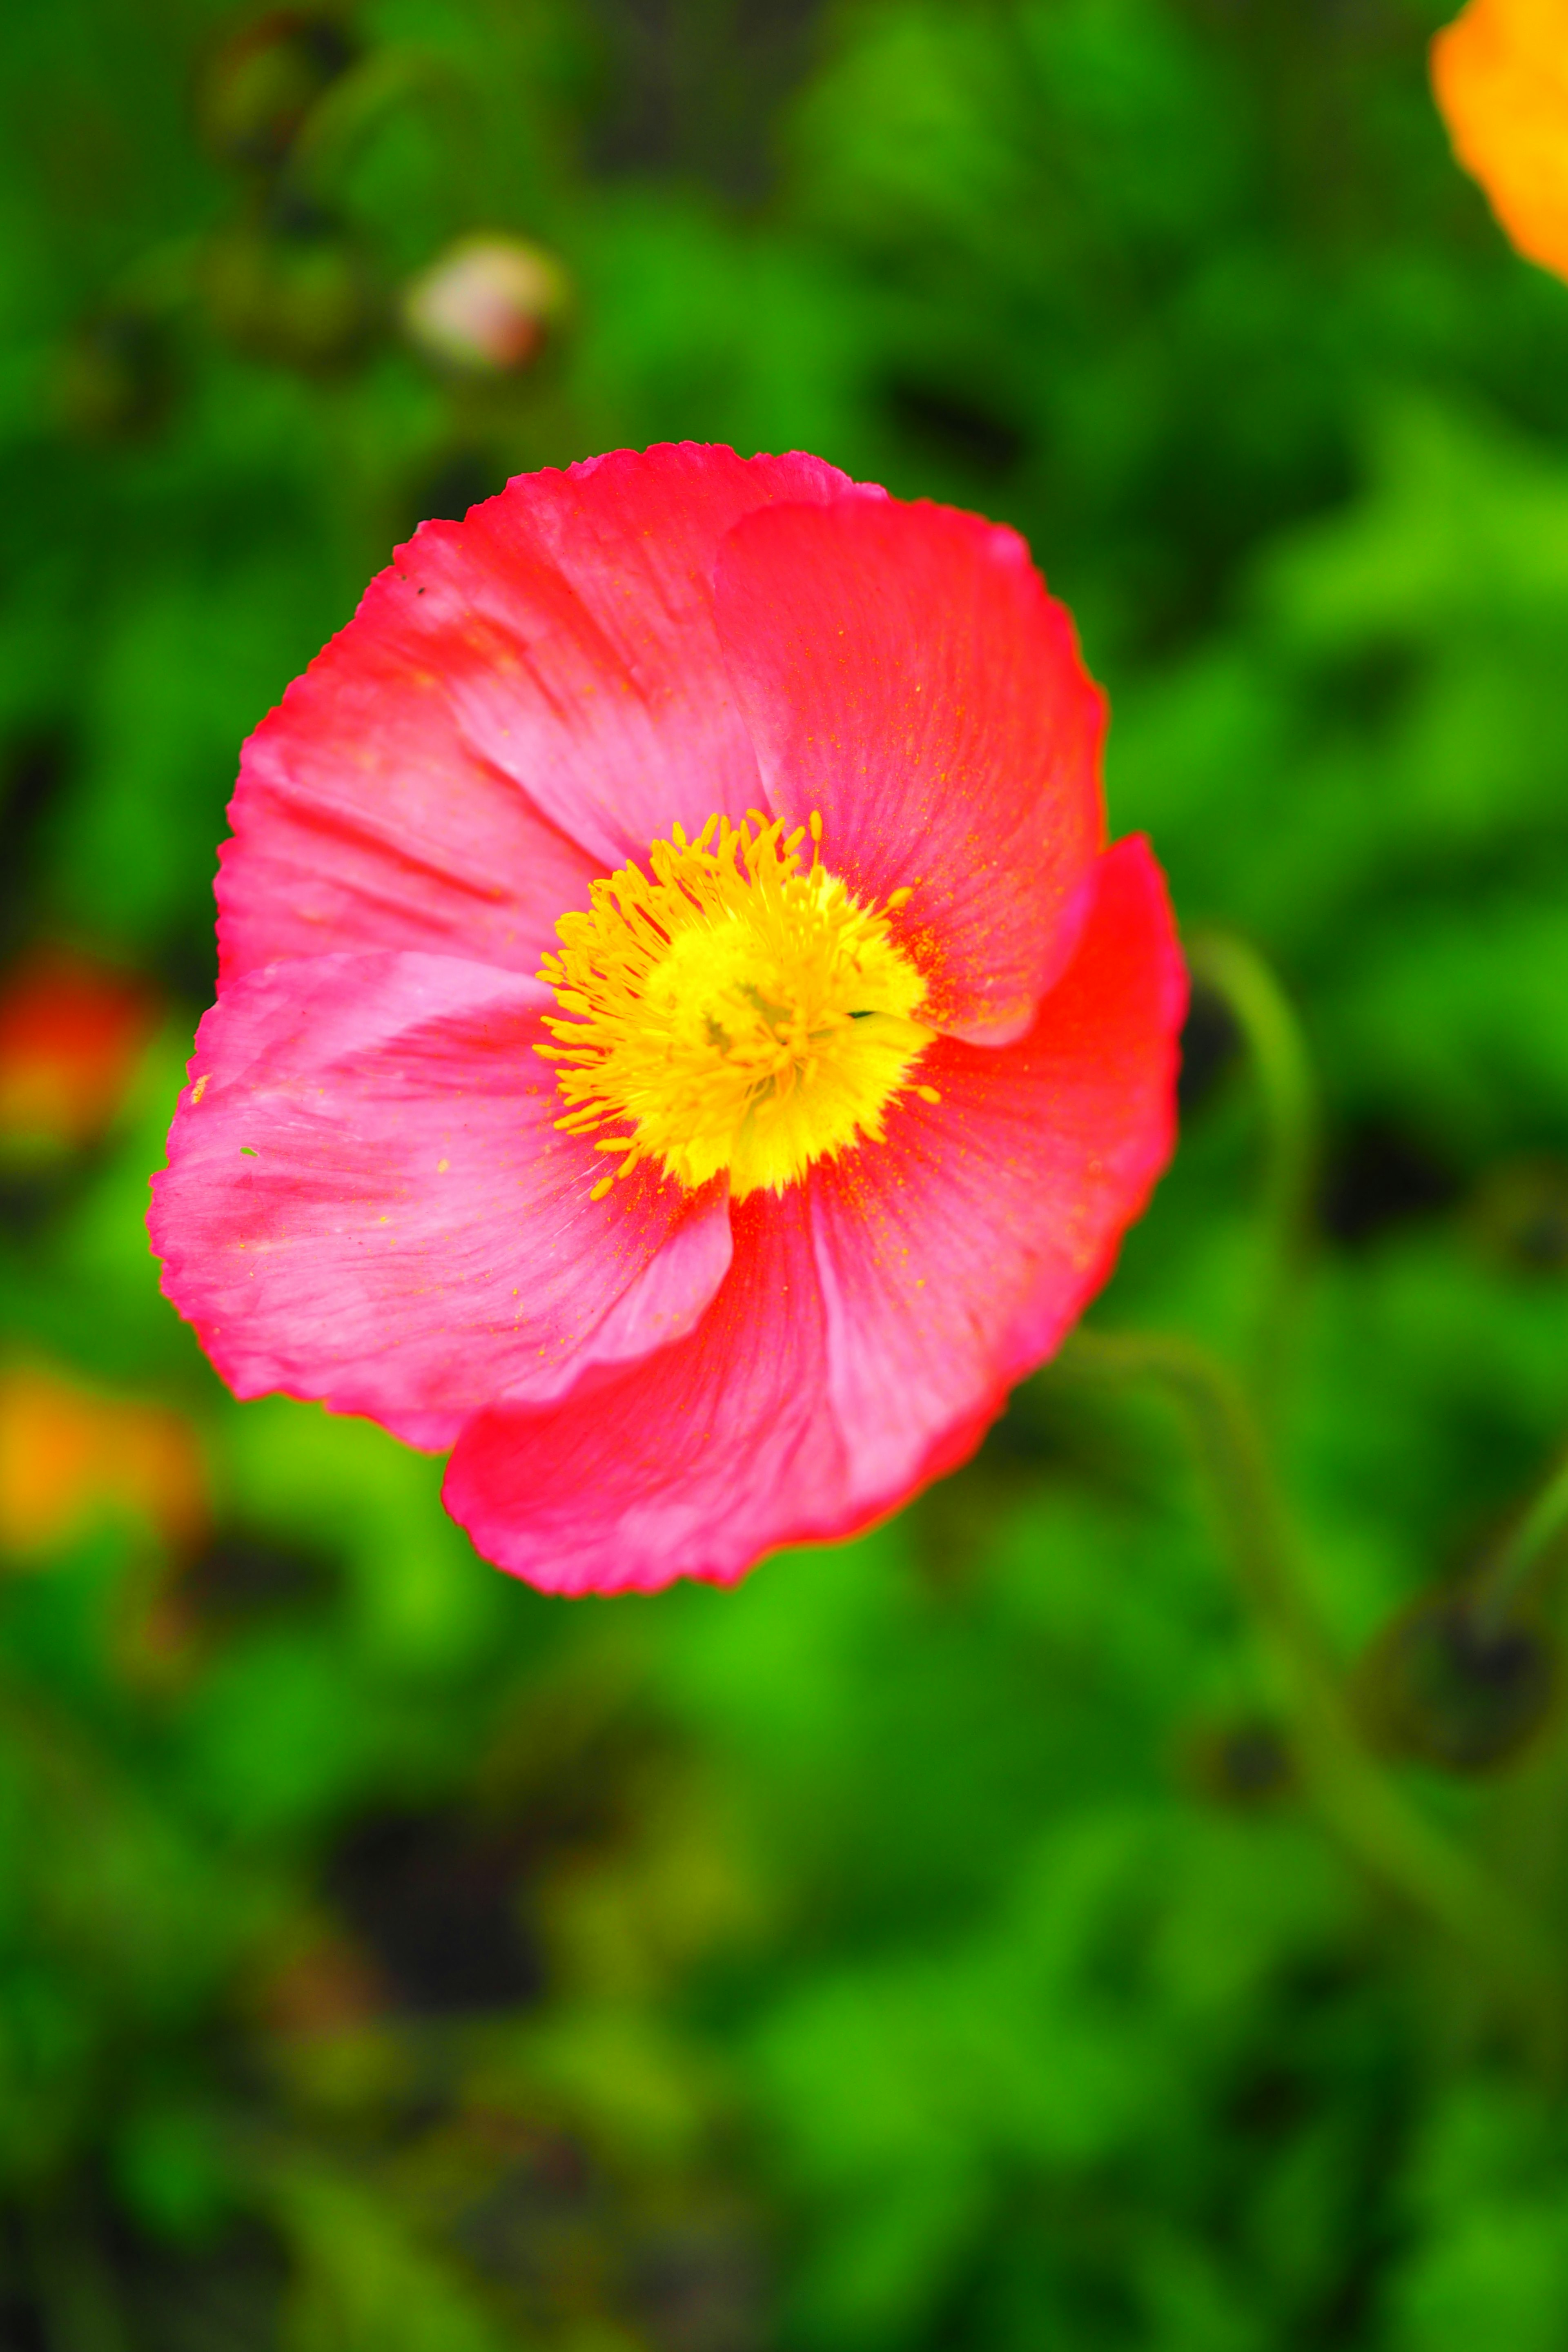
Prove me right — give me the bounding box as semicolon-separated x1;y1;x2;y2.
537;813;933;1200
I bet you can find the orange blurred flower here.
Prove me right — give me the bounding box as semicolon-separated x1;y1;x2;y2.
0;1366;207;1560
1432;0;1568;278
0;947;156;1159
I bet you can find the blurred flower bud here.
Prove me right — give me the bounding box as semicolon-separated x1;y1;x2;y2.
196;7;358;171
55;308;176;443
1357;1585;1556;1772
1467;1155;1568;1276
200;196;375;371
0;946;156;1164
132;1526;340;1685
0;1365;207;1561
400;234;568;374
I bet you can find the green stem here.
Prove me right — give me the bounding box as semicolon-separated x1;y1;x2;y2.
1058;1327;1565;2056
1472;1447;1568;1634
1186;929;1319;1414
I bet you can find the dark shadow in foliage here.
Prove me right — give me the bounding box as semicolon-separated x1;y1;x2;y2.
0;733;73;955
884;377;1029;483
404;447;509;536
981;1380;1077;1473
155;904;225;1019
453;2132;599;2301
0;1159;97;1244
630;2219;768;2352
1318;642;1421;735
582;0;825;198
1176;979;1244;1118
0;2245;49;2352
329;1810;544;2016
1321;1116;1462;1247
1468;1156;1568;1278
927;2181;1145;2352
119;2218;288;2352
1183;1715;1296;1807
180;1528;340;1633
56;310;179;445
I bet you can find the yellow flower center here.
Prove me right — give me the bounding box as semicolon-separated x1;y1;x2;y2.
538;812;937;1200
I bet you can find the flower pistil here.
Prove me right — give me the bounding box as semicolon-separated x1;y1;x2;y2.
538;812;936;1199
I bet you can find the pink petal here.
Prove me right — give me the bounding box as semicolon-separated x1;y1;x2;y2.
443;1188;846;1594
218;445;863;987
442;837;1182;1593
148;951;732;1449
713;492;1106;1042
809;835;1186;1502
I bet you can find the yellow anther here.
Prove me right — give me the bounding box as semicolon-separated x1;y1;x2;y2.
538;813;932;1199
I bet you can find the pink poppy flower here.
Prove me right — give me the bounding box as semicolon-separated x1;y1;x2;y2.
149;444;1185;1595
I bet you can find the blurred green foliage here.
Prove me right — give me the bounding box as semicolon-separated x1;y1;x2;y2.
4;0;1568;2345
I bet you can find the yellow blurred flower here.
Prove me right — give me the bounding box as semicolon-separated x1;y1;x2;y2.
1432;0;1568;279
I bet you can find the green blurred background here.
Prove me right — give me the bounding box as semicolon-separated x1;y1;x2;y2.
6;0;1568;2344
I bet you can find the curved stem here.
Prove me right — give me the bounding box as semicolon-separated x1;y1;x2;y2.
1472;1447;1568;1635
1058;1327;1565;2058
1186;929;1319;1414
